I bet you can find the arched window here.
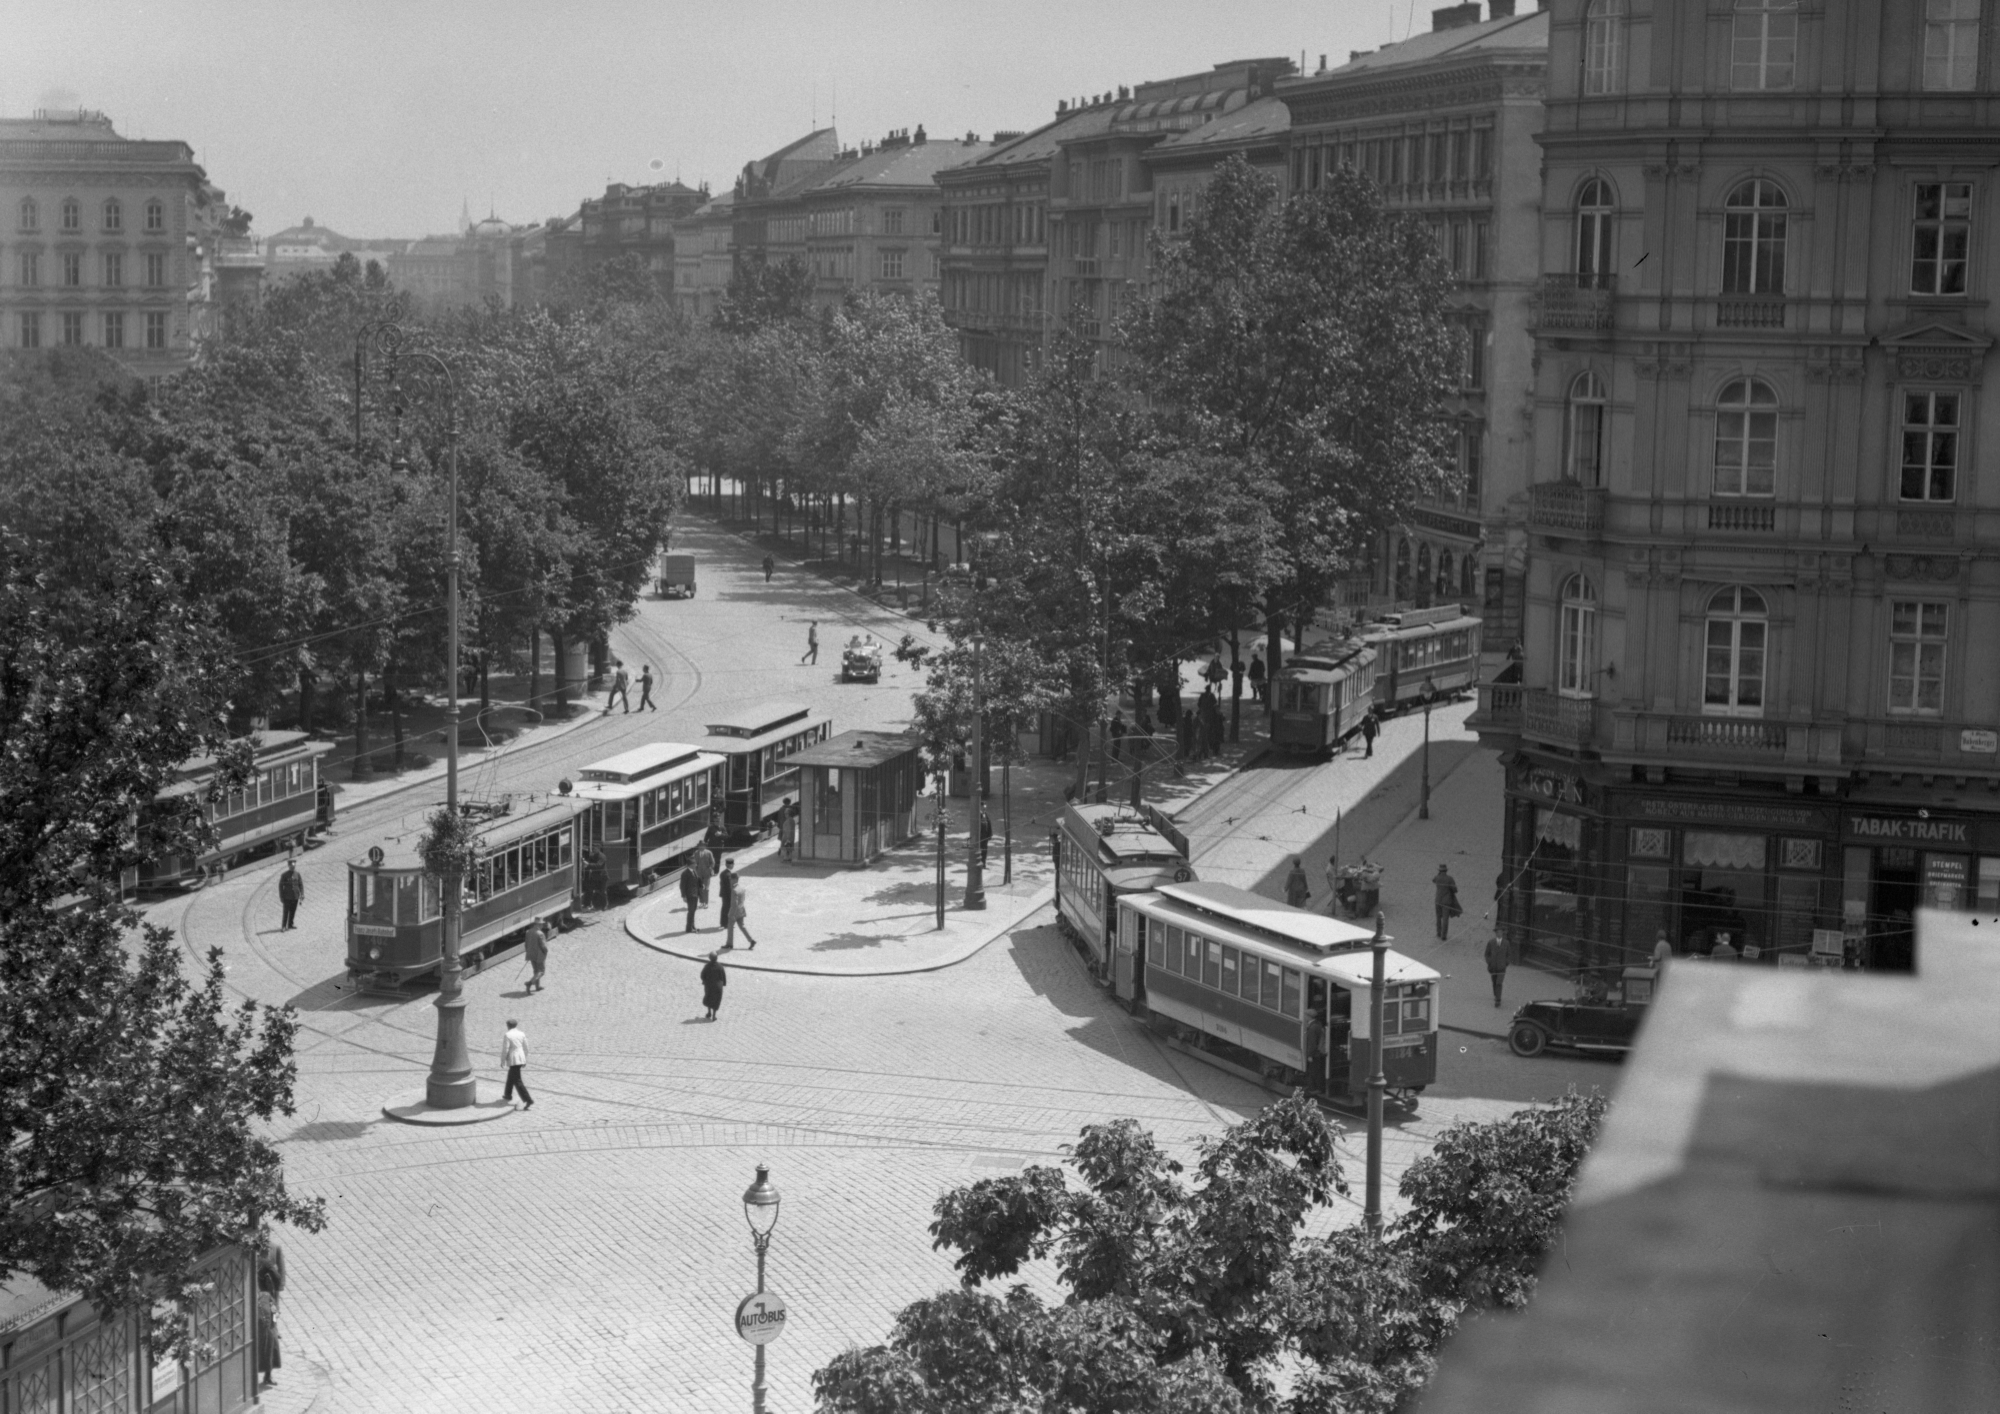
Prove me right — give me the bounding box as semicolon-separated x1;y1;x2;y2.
1713;378;1779;496
1565;371;1608;484
1732;0;1798;92
144;199;165;233
1417;544;1434;606
1584;0;1629;95
1394;539;1411;601
60;198;80;232
1575;178;1615;286
1723;180;1788;294
1559;576;1599;696
17;196;37;231
102;198;122;232
1703;587;1767;716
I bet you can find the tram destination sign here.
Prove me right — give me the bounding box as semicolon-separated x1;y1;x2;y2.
735;1291;788;1345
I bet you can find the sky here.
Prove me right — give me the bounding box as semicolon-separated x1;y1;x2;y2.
2;0;1421;239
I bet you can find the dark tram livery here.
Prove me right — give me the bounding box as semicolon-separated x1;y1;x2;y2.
568;742;725;892
139;730;334;889
1118;881;1442;1111
1361;605;1482;713
1052;802;1194;989
345;798;583;992
1270;643;1379;755
703;702;832;840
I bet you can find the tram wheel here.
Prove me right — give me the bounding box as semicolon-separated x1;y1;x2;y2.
1508;1021;1549;1058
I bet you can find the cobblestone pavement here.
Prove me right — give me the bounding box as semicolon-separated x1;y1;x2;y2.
159;523;1606;1412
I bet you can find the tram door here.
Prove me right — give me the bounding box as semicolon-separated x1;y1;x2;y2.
1114;906;1142;1007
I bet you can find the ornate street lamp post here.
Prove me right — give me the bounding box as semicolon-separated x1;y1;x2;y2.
1364;912;1389;1237
741;1166;784;1414
1418;675;1439;821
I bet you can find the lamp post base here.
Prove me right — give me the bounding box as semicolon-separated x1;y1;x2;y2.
425;966;477;1109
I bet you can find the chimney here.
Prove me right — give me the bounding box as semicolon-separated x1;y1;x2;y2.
1318;53;1328;72
1489;0;1516;14
1432;2;1482;28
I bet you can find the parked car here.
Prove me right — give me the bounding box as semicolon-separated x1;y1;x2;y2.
1506;967;1655;1059
657;554;697;599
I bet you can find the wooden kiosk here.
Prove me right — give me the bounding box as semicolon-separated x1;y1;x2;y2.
789;730;922;864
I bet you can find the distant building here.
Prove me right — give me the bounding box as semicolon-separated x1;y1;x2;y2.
730;128;842;277
262;217;401;285
572;180;707;295
798;128;985;312
673;189;736;320
0;108;223;375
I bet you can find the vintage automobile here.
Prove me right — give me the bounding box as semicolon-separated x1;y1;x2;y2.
657;553;697;599
1506;967;1655;1059
841;636;883;684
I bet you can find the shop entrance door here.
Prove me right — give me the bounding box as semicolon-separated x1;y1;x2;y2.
1870;847;1919;972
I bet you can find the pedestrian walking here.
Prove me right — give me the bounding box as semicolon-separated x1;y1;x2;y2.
678;864;701;933
1433;864;1461;941
801;620;819;665
1323;855;1342;917
277;859;304;930
978;807;993;867
637;664;657;711
778;800;797;863
1199;689;1223;758
254;1235;286;1388
1203;655;1226;692
701;952;728;1019
1248;647;1267;704
501;1019;533;1108
582;845;609;911
1360;708;1379;758
315;779;336;830
762;554;775;583
1284;857;1312;909
523;917;548;992
717;858;738;944
725;881;757;950
603;661;631;714
1483;934;1510;1007
691;841;715;906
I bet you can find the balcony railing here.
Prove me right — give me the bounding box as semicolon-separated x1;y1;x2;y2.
1610;712;1843;767
1537;273;1616;330
1665;716;1788;754
1472;682;1523;733
1528;481;1606;537
1707;500;1776;532
1715;295;1787;329
1521;689;1595;747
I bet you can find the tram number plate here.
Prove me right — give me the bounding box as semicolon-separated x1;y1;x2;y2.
352;925;397;938
1382;1034;1424;1050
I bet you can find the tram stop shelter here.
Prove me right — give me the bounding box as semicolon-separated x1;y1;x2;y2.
789;730;922;865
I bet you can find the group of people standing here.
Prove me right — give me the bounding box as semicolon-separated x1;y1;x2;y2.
676;841;758;950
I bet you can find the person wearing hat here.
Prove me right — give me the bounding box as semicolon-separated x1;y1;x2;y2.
1434;864;1462;941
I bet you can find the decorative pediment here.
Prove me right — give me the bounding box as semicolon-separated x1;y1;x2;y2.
1878;320;1993;383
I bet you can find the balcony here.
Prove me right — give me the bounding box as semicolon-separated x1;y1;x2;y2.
1715;295;1787;330
1521;689;1595;748
1528;480;1606;538
1536;273;1615;330
1471;682;1522;733
1610;712;1843;768
1707;500;1776;532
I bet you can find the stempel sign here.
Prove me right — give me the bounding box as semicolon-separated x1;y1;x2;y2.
735;1291;788;1345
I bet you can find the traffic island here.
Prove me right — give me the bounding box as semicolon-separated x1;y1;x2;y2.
380;1086;518;1126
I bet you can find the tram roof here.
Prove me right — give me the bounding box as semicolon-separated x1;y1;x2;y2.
1156;880;1383;950
1128;887;1435;983
704;701;820;740
1060;802;1183;860
173;730;331;779
1280;644;1376;684
350;796;584;872
573;741;714;785
1361;611;1482;640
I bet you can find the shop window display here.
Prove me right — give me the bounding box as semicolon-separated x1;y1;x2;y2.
1529;808;1585;955
1680;830;1768;956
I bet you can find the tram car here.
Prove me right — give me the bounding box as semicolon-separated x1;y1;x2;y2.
703;702;832;840
345;796;584;992
138;730;335;889
1270;643;1378;755
1118;880;1441;1111
566;741;726;893
1053;801;1194;987
1361;605;1482;714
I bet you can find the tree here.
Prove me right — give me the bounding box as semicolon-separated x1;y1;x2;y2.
814;1091;1608;1414
0;531;324;1356
715;254;817;333
1123;155;1459;667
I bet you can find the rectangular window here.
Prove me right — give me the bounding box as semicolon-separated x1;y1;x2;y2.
16;251;37;286
61;311;83;346
145;201;165;232
145;311;167;349
1260;959;1281;1009
103;253;123;287
1924;0;1982;91
883;207;903;236
102;312;124;348
1888;601;1948;715
1704;616;1766;713
1183;930;1201;978
16;312;38;349
1900;392;1959;501
1201;939;1221;989
63;252;82;286
1911;182;1972;295
1280;966;1301;1018
1219;946;1239;997
1732;2;1798;91
1585;6;1626;93
146;251;168;287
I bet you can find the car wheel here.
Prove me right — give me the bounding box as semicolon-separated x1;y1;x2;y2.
1508;1021;1549;1058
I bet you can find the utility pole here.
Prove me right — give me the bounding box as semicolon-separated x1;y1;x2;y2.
1364;911;1388;1236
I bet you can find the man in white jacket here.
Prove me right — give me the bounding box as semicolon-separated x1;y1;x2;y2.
501;1020;533;1109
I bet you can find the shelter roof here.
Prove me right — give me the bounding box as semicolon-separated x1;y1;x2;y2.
789;730;921;771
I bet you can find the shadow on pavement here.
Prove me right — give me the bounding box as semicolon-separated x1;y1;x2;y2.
286;974;408;1012
284;1119;378;1144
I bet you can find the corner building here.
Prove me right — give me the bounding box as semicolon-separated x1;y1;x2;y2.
1477;0;2000;977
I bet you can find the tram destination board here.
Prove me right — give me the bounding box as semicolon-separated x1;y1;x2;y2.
734;1290;788;1345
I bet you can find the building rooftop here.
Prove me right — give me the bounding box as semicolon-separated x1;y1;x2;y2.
1149;94;1292;154
1414;911;2000;1413
807;137;990;195
1286;8;1547;88
937;105;1120;177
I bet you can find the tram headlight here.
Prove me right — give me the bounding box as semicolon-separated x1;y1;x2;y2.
368;944;383;961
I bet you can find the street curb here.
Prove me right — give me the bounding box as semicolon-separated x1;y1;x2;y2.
623;886;1054;977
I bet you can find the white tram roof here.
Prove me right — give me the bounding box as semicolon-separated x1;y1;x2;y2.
1156;880;1384;951
704;701;822;741
572;742;717;789
351;796;585;873
1361;611;1481;640
1128;886;1437;985
1279;644;1376;684
1060;802;1182;860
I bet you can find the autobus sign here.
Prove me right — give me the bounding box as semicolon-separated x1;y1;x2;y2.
734;1290;788;1345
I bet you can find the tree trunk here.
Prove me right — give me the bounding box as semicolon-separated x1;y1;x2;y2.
1002;753;1013;885
479;653;491;715
528;627;540;716
387;668;406;771
1072;718;1092;799
552;629;570;718
1265;608;1285;711
1230;626;1242;743
297;668;314;735
351;669;369;780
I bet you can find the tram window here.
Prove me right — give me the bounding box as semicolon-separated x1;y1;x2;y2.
1219;946;1239;996
729;755;750;790
1201;939;1222;988
1182;930;1201;977
1144;919;1163;966
422;876;440;920
557;828;573;867
394;873;420;923
1280;967;1302;1018
1261;960;1282;1009
1402;996;1430;1028
606;800;627;842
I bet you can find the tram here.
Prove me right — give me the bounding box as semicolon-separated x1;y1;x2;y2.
1053;801;1194;988
1118;880;1441;1111
1270;643;1378;755
567;742;726;892
703;702;832;839
138;731;334;889
345;797;584;992
1362;605;1482;714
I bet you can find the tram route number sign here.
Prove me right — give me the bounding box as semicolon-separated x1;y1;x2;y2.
735;1291;788;1345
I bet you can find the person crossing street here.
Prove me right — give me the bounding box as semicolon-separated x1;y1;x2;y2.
801;621;819;665
501;1020;533;1109
637;664;657;712
1483;934;1511;1007
603;661;631;714
277;859;304;930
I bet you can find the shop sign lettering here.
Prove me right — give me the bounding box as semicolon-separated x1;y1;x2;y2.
1845;816;1970;846
1960;728;1998;754
1524;768;1583;805
1635;797;1824;829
